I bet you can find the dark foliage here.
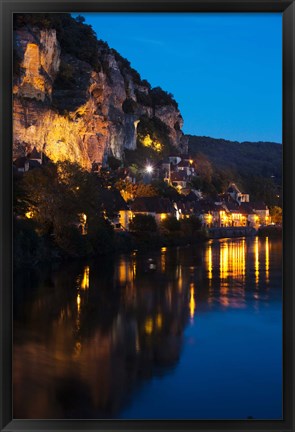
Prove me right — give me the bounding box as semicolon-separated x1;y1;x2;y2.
134;89;153;107
150;87;178;109
107;156;122;171
162;216;181;232
129;214;158;233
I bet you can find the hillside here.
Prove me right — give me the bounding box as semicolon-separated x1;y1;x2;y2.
188;135;282;180
188;135;282;205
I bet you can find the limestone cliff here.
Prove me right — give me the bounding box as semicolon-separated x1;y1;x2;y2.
13;14;188;169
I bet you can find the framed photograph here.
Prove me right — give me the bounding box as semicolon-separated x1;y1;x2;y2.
1;0;294;431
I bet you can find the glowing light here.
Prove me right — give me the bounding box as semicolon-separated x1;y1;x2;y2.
81;266;90;290
142;134;162;152
145;165;153;174
160;213;167;221
189;283;196;320
25;210;34;219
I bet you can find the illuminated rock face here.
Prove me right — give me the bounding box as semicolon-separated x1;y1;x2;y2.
13;27;187;169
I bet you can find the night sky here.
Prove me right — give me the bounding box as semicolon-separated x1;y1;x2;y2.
73;13;282;144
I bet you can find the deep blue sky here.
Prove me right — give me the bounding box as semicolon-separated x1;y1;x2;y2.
73;13;282;143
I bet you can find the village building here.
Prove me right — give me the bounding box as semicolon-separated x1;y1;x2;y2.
227;183;250;204
194;200;221;228
176;160;195;177
168;155;182;166
222;202;249;227
28;147;43;165
99;189;131;231
13;156;28;173
170;171;188;190
250;202;270;225
130;197;174;224
13;146;43;173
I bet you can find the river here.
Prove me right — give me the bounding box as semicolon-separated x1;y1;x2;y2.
13;236;282;420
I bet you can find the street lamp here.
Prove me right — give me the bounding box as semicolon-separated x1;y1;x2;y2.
145;165;153;174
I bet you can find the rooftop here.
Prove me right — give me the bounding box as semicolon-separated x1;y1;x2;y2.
131;197;174;214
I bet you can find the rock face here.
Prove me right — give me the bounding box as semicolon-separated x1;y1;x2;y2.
13;19;188;169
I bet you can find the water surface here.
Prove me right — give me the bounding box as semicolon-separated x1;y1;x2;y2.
13;236;282;419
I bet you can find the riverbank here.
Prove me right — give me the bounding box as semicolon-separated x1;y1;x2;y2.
257;224;282;237
208;226;256;239
14;221;282;269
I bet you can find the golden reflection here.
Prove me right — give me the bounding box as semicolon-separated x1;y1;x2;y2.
220;242;229;279
255;236;259;285
132;262;137;279
76;292;81;333
166;286;172;307
156;313;163;329
144;317;153;335
177;267;183;293
241;239;246;278
161;248;166;273
76;293;81;311
207;245;213;280
220;284;230;307
214;240;247;282
189;283;196;320
118;260;133;284
81;266;90;290
265;237;269;283
73;341;82;358
135;332;140;353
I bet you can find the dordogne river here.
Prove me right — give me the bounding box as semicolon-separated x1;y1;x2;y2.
13;236;282;420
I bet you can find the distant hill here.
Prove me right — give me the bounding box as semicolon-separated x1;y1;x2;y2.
188;135;282;181
187;135;282;206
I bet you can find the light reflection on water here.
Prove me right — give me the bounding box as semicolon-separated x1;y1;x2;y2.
13;236;282;419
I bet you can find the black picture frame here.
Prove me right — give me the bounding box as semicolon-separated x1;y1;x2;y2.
1;0;294;431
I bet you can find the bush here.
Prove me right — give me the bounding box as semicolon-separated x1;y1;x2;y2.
13;218;51;266
87;217;115;254
134;89;153;107
150;86;178;109
161;216;180;232
54;225;89;258
180;216;202;236
129;214;157;233
107;155;121;171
